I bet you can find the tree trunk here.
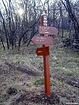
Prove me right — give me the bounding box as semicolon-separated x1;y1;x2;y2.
0;37;5;50
62;0;79;43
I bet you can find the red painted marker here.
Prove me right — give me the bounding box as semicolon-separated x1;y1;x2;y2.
36;47;49;56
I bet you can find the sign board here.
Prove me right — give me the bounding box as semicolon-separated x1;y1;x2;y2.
43;15;47;26
36;47;49;56
32;36;53;45
39;26;58;36
39;16;44;26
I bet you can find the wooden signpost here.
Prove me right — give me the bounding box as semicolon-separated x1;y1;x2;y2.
32;12;58;97
39;26;58;36
32;36;53;45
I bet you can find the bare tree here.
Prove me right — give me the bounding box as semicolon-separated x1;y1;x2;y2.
58;2;64;38
61;0;79;45
0;10;9;49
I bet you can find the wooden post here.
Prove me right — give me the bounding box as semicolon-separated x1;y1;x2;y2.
43;47;51;96
40;13;51;96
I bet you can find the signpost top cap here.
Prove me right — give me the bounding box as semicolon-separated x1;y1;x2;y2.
41;10;48;16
